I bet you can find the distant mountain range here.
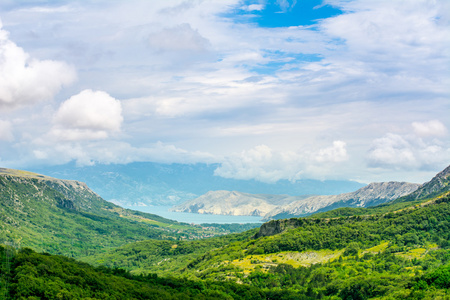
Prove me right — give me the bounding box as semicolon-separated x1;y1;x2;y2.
30;162;365;206
172;182;420;220
174;164;450;220
171;191;311;216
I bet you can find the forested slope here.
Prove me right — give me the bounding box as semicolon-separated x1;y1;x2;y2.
1;246;302;300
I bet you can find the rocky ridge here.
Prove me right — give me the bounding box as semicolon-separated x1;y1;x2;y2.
396;164;450;202
263;182;420;220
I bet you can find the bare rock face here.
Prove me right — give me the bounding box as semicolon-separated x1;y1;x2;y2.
263;182;420;220
171;191;309;216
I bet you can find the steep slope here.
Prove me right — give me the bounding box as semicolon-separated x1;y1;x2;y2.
0;168;229;257
171;190;310;216
263;181;420;220
1;167;121;215
393;164;450;203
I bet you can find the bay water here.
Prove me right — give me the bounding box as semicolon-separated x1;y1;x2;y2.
124;205;263;224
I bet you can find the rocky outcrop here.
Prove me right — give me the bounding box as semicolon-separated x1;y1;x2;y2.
254;218;306;238
56;196;77;210
263;182;420;220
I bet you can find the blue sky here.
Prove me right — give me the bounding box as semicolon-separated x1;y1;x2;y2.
232;0;343;27
0;0;449;184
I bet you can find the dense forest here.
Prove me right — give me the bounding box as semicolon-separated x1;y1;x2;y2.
2;244;450;299
1;246;302;300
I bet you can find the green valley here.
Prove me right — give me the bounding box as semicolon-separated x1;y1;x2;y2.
1;165;450;299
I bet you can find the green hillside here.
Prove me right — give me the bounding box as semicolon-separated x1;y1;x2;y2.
0;168;245;258
2;242;450;299
81;228;258;276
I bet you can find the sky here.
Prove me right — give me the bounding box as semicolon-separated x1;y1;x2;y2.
0;0;449;184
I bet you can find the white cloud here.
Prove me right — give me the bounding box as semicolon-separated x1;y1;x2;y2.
367;133;418;169
214;145;301;183
367;123;450;171
282;0;450;105
214;141;349;182
123;64;279;118
0;20;76;109
52;89;123;141
0;120;13;141
147;23;210;52
412;120;448;138
276;0;297;12
29;141;216;167
315;140;348;163
242;4;264;12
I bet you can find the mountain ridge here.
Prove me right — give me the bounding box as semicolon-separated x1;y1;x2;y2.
172;181;420;220
264;181;420;220
171;190;311;216
393;164;450;203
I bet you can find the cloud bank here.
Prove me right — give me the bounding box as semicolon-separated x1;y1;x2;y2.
0;20;76;109
148;23;210;52
367;121;450;171
215;141;349;183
